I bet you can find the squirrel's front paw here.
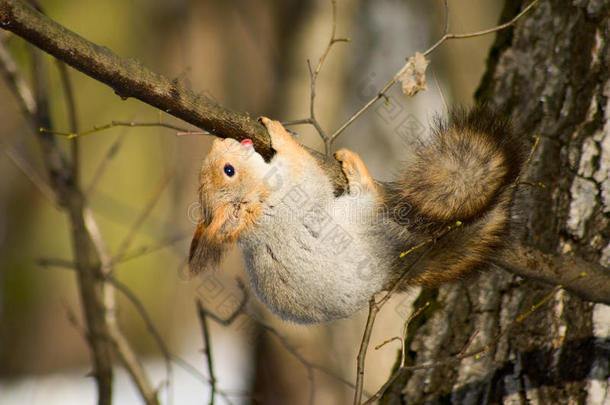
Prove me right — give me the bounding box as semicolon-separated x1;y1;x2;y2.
258;117;296;152
334;149;377;194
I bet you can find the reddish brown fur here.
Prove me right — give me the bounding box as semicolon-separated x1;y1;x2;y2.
385;106;525;288
188;138;269;275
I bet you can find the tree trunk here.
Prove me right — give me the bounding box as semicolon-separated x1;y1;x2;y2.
381;1;610;404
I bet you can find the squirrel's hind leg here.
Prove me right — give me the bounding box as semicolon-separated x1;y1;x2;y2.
334;149;377;195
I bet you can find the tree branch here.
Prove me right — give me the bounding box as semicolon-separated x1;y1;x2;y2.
496;243;610;306
0;0;266;147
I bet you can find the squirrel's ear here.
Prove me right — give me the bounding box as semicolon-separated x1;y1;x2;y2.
188;221;229;276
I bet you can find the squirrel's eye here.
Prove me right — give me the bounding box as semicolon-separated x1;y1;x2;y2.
223;163;235;177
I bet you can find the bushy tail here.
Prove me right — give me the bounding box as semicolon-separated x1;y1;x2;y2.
384;106;526;287
386;105;525;228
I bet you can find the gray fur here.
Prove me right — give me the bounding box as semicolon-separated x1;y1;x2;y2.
239;153;392;323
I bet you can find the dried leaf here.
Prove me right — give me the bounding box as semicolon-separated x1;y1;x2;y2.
396;52;430;97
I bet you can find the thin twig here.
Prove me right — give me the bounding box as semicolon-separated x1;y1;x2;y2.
283;0;348;155
423;0;541;57
400;301;431;367
257;320;316;405
38;257;74;269
306;58;329;150
457;329;480;358
104;273;173;361
281;118;313;126
353;221;462;405
374;336;402;351
41;120;201;139
354;298;378;405
0;40;36;117
313;0;349;79
432;70;449;114
86;130;128;196
330;0;541;143
0;40;59;206
5;146;57;205
112;233;188;265
515;134;540;186
113;171;174;260
361;368;403;405
518;181;546;188
56;60;79;185
197;279;250;326
197;300;218;405
169;355;237;405
441;0;450;36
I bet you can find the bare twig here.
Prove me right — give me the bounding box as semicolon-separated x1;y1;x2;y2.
86;130;128;196
399;221;463;258
400;301;431;367
354;298;378;405
257;320;316;405
423;0;542;57
5;146;57;205
441;0;450;36
104;273;171;359
38;257;74;269
330;0;541;142
197;279;250;326
353;221;462;405
495;243;610;305
113;171;174;260
112;233;188;265
0;41;59;205
169;355;237;405
197;300;218;405
374;336;402;351
313;0;350;79
41;120;202;139
515;134;540;186
361;368;403;405
56;60;79;184
0;39;36;117
283;0;349;156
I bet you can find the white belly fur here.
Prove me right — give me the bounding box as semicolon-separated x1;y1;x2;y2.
238;161;390;323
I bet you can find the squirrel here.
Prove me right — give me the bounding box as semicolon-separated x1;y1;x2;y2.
189;106;526;323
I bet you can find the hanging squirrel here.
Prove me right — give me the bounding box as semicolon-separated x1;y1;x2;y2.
189;106;526;323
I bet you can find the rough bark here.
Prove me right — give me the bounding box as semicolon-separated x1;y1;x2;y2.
381;1;610;404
